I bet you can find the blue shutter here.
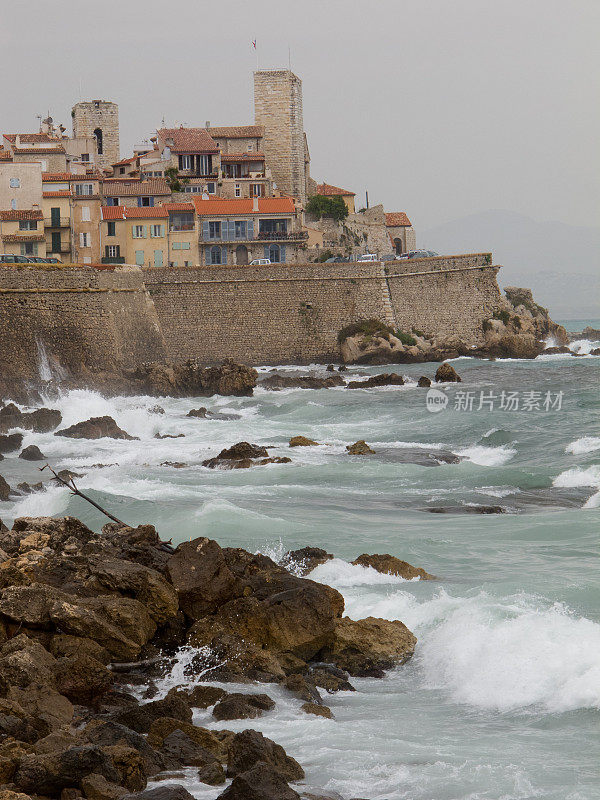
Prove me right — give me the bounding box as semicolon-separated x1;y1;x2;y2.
247;219;254;240
137;197;143;207
202;220;209;241
149;197;155;207
264;245;269;259
229;219;236;240
280;245;286;263
221;247;227;265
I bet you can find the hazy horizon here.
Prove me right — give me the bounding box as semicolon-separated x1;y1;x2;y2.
1;0;598;235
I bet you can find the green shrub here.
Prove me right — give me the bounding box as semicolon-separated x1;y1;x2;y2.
412;328;425;338
337;318;393;344
492;309;511;325
315;249;334;263
306;195;349;222
395;330;417;346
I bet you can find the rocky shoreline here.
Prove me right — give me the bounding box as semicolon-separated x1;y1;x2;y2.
0;515;428;800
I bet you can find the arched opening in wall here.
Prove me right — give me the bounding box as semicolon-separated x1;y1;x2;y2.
269;243;280;263
235;244;248;265
394;237;403;255
94;128;103;155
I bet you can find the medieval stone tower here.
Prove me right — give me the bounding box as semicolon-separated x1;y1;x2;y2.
72;100;120;169
254;70;308;203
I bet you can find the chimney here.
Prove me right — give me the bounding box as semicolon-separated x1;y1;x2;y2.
205;121;210;129
252;197;259;212
15;134;20;147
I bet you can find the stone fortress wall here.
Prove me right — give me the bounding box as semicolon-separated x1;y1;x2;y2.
72;100;120;170
0;255;501;380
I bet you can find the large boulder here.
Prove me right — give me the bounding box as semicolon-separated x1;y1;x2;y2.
0;476;11;501
434;363;461;382
84;721;167;777
346;373;404;389
0;433;23;454
319;616;417;677
289;436;319;447
212;693;275;721
259;374;345;390
351;553;434;580
53;653;113;703
7;683;74;734
14;745;120;794
159;730;225;783
227;729;304;780
166;538;239;619
202;442;290;470
0;640;58;689
217;762;301;800
112;695;192;734
284;547;333;576
55;416;137;440
146;718;230;762
346;440;375;455
130;359;257;397
18;445;46;461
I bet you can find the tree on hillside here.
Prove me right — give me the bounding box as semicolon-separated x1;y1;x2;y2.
306;195;349;222
164;167;190;193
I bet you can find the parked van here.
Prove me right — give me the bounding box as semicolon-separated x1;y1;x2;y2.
356;253;379;262
249;258;271;266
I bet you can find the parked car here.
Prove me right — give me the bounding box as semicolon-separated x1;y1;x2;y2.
324;256;350;263
45;257;62;263
380;253;398;262
407;249;439;259
356;253;379;262
249;258;271;265
0;254;34;263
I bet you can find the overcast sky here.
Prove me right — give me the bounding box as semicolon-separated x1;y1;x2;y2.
1;0;598;232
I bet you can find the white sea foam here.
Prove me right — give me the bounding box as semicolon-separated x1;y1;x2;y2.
569;338;597;355
565;436;600;455
552;465;600;489
456;444;516;466
1;484;70;526
310;558;416;587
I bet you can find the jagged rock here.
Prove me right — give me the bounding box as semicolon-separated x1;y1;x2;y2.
591;347;600;356
308;666;355;693
18;445;46;461
187;408;208;418
202;442;291;469
351;553;434;580
181;684;227;709
148;406;165;415
226;729;304;781
53;653;113;703
581;326;600;339
146;718;230;761
320;616;417;677
0;640;58;689
50;635;111;665
0;476;11;501
84;721;168;777
14;745;120;794
326;364;335;371
112;695;192;734
7;683;73;734
218;762;301;800
281;674;322;704
210;442;268;460
483;332;543;359
417;376;431;387
122;787;195;800
101;744;146;791
543;346;572;355
16;481;45;494
154;433;185;439
24;408;63;433
81;772;128;800
159;729;224;779
301;703;333;718
260;374;345;390
130;359;257;398
212;693;275;721
197;760;227;785
427;505;505;514
346;373;404;389
166;538;239;619
289;436;319;447
346;440;375;455
434;363;461;382
56;416;138;441
285;547;333;575
0;433;23;453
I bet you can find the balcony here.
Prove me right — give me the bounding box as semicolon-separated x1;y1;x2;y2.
44;217;70;228
49;244;71;255
101;256;126;264
257;231;309;241
200;230;309;244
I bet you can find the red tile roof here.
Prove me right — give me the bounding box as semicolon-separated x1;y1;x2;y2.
0;209;44;221
207;126;264;139
157;127;218;154
4;133;62;144
192;197;295;216
385;212;412;227
101;206;126;221
10;147;66;154
220;153;266;163
101;206;170;220
111;155;139;167
102;179;171;196
42;171;103;182
163;202;195;212
0;150;12;161
316;182;355;197
43;190;72;198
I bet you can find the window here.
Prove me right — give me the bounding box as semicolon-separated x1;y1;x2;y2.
75;183;93;196
172;241;191;250
51;232;61;252
183;185;203;194
251;183;264;197
94;128;103;155
50;207;61;227
259;218;287;234
21;242;38;256
234;220;247;239
207;245;227;265
138;196;154;207
268;244;281;263
179;155;191;170
150;224;164;238
247;143;253;152
208;221;221;239
135;250;144;266
19;220;37;230
105;245;120;259
235;183;241;198
81;153;90;163
198;155;210;174
107;221;116;236
81;206;90;222
106;197;119;206
170;213;194;231
83;256;92;264
9;178;20;188
80;232;90;247
206;182;216;194
132;225;146;238
119;167;125;175
11;199;16;210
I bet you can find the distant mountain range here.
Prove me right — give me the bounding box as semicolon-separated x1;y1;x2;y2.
421;211;600;320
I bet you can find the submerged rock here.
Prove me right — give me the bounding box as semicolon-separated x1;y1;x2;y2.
285;547;333;575
346;440;375;455
0;432;24;454
202;442;290;469
346;373;404;389
56;416;137;441
289;436;319;447
130;359;257;398
226;729;304;780
417;376;431;387
260;374;345;391
212;693;275;721
427;505;505;514
19;445;46;461
434;363;461;383
351;553;434;580
217;762;301;800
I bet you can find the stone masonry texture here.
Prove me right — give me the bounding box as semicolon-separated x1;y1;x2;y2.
72;101;120;170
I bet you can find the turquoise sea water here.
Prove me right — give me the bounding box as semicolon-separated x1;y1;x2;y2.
1;346;599;800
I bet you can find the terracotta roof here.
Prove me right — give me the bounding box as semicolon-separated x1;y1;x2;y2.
42;171;103;182
163;203;195;212
0;209;44;221
43;190;72;198
101;206;126;221
316;182;355;197
112;155;139;167
207;126;264;139
220;153;266;163
10;147;65;154
192;197;295;216
4;133;62;144
124;207;169;219
157;127;218;154
0;150;12;161
102;179;171;196
385;212;412;227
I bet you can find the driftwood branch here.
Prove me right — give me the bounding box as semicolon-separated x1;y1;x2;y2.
108;656;163;673
40;463;127;526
